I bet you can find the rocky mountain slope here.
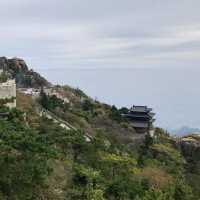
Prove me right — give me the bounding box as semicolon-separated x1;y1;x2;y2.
0;57;50;88
180;134;200;198
180;134;200;162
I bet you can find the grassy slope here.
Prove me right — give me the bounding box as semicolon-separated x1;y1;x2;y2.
51;86;140;140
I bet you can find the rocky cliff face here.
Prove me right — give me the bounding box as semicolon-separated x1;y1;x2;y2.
180;134;200;173
0;57;50;88
180;134;200;158
180;134;200;197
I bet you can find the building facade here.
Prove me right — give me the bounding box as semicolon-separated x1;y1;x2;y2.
0;79;16;108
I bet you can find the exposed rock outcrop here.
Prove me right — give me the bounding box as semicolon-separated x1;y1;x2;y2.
180;134;200;173
180;134;200;158
0;57;50;88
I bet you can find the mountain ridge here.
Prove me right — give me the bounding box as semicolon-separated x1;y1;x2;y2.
170;126;200;136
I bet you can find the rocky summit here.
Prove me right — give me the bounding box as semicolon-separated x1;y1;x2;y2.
0;57;50;88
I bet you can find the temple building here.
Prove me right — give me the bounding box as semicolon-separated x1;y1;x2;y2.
123;106;155;134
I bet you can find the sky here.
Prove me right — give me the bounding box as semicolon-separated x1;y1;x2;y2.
0;0;200;129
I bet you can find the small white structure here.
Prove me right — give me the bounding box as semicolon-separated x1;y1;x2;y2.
149;129;155;137
20;88;40;97
0;79;16;108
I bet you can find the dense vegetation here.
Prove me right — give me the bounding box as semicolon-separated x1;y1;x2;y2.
0;71;8;83
38;87;136;142
0;97;16;106
0;104;197;199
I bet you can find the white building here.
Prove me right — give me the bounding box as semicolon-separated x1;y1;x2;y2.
0;79;16;108
20;88;40;97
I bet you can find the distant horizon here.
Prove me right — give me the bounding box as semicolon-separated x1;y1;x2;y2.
1;0;200;130
2;56;200;131
36;67;200;131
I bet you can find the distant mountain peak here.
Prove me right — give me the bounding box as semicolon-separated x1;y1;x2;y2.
170;126;200;136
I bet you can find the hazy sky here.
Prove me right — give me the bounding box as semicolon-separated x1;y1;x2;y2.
0;0;200;129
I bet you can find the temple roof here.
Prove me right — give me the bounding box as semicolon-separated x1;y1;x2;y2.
123;111;155;119
130;105;152;113
124;113;151;119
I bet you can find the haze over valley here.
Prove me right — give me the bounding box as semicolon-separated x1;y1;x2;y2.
1;0;200;131
38;67;200;131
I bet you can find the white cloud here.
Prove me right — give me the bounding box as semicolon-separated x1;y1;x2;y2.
0;0;200;69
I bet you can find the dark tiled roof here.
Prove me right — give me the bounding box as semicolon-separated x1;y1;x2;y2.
131;106;152;113
124;113;151;119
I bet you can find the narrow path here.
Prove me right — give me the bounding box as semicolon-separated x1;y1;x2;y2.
40;108;77;131
40;108;92;142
